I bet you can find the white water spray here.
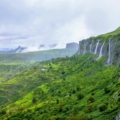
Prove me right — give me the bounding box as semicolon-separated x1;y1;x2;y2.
98;42;105;58
94;40;100;54
107;40;111;64
83;44;86;54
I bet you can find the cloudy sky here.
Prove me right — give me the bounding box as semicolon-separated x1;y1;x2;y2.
0;0;120;49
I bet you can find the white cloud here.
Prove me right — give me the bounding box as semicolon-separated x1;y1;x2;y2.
52;16;92;46
0;0;120;49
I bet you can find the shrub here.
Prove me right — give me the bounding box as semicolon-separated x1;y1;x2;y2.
72;89;76;94
76;86;81;91
0;109;6;115
118;97;120;102
85;104;97;113
87;96;95;103
104;87;111;94
77;93;84;100
56;99;59;104
99;104;107;112
61;71;65;75
32;97;37;103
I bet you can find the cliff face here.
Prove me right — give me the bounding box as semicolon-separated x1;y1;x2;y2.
77;27;120;66
66;42;79;49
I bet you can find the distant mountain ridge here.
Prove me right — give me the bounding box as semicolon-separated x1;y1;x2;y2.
11;46;26;53
0;42;78;53
0;42;79;64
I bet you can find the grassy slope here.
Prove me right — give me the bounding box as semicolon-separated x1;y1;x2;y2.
0;63;29;82
0;28;120;119
0;54;120;120
0;48;77;83
91;26;120;41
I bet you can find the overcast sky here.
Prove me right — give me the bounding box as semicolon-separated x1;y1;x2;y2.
0;0;120;48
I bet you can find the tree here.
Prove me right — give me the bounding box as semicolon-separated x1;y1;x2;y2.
77;93;84;100
32;97;37;103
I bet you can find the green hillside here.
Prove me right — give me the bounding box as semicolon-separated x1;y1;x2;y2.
90;27;120;41
0;64;30;82
0;28;120;120
0;53;119;120
0;48;77;83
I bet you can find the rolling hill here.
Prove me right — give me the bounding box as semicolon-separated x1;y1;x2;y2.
0;47;78;64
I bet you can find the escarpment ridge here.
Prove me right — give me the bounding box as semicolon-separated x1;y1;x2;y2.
77;27;120;66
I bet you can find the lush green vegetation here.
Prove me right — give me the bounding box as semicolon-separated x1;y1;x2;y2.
91;26;120;41
0;64;29;82
0;28;120;119
0;53;119;120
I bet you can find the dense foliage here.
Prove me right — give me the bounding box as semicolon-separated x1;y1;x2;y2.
0;28;120;120
0;53;119;120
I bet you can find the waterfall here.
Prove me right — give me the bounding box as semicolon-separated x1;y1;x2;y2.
98;42;105;58
83;44;86;54
90;40;93;53
94;40;100;54
107;40;111;64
